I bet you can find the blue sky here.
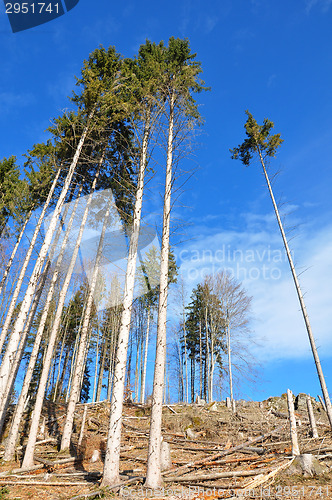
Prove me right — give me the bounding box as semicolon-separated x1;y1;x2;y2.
1;0;332;401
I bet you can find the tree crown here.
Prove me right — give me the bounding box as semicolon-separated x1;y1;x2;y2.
230;110;283;166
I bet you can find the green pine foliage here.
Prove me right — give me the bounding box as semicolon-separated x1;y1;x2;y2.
230;110;283;166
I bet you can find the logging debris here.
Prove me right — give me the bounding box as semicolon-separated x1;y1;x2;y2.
0;396;331;499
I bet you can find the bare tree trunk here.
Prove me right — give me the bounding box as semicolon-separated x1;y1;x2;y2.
92;323;100;402
52;311;72;402
78;404;88;447
134;332;140;403
307;396;318;439
257;147;332;429
145;97;174;489
3;181;85;460
0;115;92;403
0;262;49;436
0;171;60;356
199;320;202;399
226;311;234;404
96;333;108;402
0;209;32;296
101;120;150;487
55;346;70;402
209;320;215;402
205;306;211;404
20;155;100;468
140;308;151;404
287;389;300;456
61;196;113;450
183;318;189;404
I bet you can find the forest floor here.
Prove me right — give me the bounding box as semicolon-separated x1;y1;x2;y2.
0;395;331;500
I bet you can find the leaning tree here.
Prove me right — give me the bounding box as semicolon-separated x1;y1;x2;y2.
231;111;332;428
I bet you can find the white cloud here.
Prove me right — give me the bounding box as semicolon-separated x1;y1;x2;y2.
305;0;332;13
175;212;332;363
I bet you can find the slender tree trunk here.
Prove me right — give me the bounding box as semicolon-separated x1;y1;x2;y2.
175;333;184;401
199;320;202;399
92;323;100;402
306;395;318;439
205;307;211;403
125;337;133;401
0;116;92;403
134;334;140;403
96;334;108;402
107;323;116;401
0;262;49;437
3;181;85;460
287;389;300;456
0;171;60;356
61;197;112;450
0;209;32;296
183;317;189;404
55;347;70;402
209;320;215;402
226;312;234;404
145;97;174;489
52;311;72;402
21;156;101;468
66;332;80;402
257;146;332;428
191;356;195;403
140;308;151;404
102;119;150;486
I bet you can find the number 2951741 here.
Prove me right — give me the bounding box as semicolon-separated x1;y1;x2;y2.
5;3;60;14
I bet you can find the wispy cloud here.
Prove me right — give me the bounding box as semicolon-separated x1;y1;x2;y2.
174;211;332;363
305;0;332;13
0;91;35;115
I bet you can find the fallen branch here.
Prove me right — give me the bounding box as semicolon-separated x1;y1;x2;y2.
34;455;58;467
0;456;78;478
241;458;294;490
122;422;148;434
240;446;266;455
68;476;144;500
0;480;88;486
162;424;285;477
167;436;225;446
272;409;327;427
122;416;149;420
199;455;276;467
16;438;58;451
164;468;271;482
0;465;44;476
165;405;177;414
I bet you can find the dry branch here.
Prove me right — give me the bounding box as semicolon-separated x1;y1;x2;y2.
164;467;271;482
162;424;285;477
242;458;294;490
0;480;88;486
68;476;144;500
